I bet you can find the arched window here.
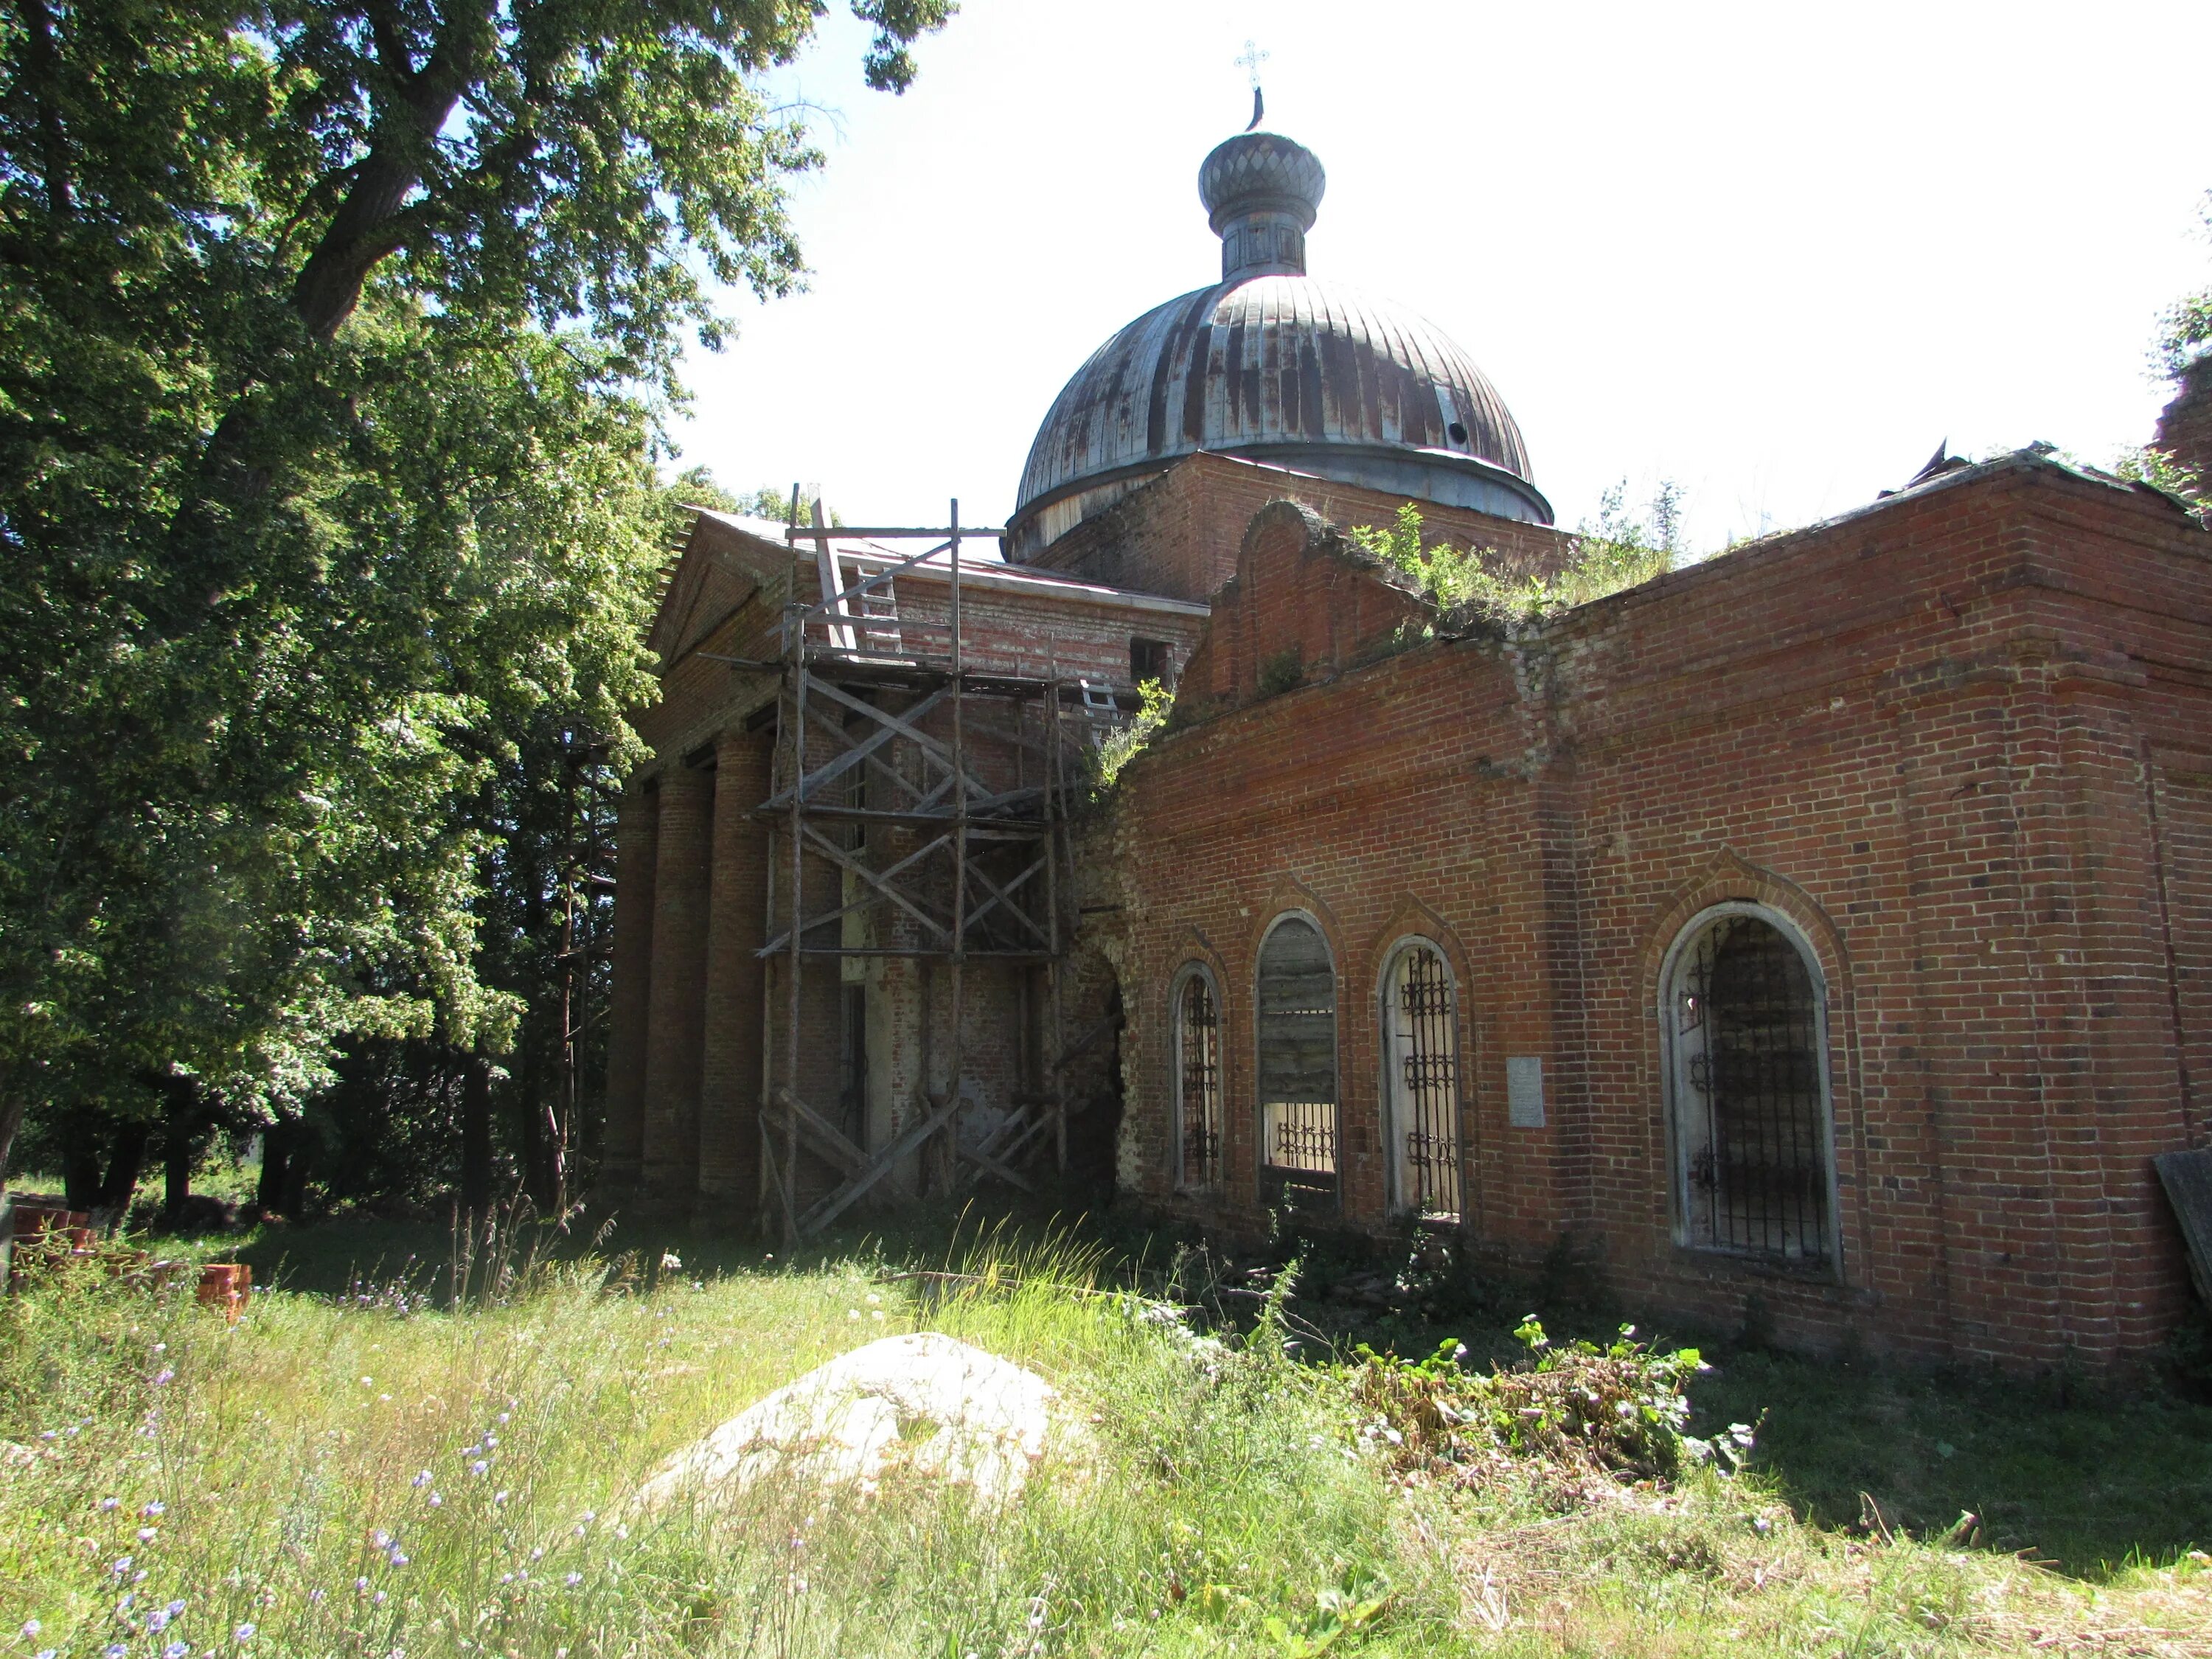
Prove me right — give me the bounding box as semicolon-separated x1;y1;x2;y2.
1172;967;1222;1192
1663;905;1835;1265
1382;942;1461;1219
1257;915;1338;1203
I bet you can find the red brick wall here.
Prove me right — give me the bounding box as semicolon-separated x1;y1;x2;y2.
696;728;772;1224
639;762;712;1211
1178;500;1435;712
1027;451;1576;604
1103;456;2212;1369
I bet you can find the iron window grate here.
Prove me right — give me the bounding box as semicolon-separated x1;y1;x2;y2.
1676;916;1829;1262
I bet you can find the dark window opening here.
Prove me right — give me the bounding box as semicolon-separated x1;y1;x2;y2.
1176;973;1222;1191
1385;945;1461;1219
1672;914;1830;1262
1447;421;1470;446
1258;917;1337;1206
1130;636;1172;686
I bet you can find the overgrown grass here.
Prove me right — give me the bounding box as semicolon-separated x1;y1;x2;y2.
3;1212;2208;1658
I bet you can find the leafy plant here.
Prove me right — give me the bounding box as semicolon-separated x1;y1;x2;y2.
2115;444;2204;507
1345;487;1683;624
1095;677;1173;788
1352;1317;1746;1486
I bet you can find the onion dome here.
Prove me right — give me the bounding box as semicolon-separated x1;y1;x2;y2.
1008;128;1550;561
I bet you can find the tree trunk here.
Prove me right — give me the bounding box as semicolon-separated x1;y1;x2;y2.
0;1068;22;1192
277;1121;313;1218
99;1119;151;1211
288;7;492;341
462;1057;493;1217
63;1114;103;1210
257;1116;294;1215
162;1077;199;1219
518;1070;545;1211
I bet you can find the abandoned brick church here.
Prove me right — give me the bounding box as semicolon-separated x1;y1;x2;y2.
603;124;2212;1370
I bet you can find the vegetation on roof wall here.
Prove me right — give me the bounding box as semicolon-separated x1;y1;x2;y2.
1349;481;1686;624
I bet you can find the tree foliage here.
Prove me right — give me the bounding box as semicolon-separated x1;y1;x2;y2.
2156;189;2212;380
0;0;950;1183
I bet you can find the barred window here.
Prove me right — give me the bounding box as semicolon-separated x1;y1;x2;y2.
1666;907;1834;1265
1382;943;1461;1220
1257;915;1337;1201
1174;969;1222;1191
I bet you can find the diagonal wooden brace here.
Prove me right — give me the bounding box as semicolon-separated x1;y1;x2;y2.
798;1091;966;1237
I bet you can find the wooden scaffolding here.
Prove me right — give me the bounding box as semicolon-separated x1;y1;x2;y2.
752;501;1113;1243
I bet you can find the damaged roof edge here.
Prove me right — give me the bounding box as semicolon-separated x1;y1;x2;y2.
1525;445;2211;627
689;509;1211;618
1722;445;2208;560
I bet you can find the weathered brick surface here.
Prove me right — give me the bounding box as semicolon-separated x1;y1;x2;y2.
695;728;772;1225
1026;451;1575;603
1177;500;1433;712
639;762;712;1209
1105;457;2212;1369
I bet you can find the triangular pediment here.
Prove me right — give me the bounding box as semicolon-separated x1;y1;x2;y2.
647;509;792;666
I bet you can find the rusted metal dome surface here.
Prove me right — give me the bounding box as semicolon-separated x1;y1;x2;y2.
1007;130;1550;560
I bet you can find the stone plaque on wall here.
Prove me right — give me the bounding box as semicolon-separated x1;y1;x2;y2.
1506;1056;1545;1128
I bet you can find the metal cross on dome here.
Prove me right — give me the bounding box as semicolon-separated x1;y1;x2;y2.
1236;39;1269;128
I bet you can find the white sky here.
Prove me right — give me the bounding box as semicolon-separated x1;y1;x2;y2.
670;0;2211;554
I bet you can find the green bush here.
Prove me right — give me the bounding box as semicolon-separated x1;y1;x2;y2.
1352;1317;1750;1486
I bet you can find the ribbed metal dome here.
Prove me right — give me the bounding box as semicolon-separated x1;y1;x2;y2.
1007;130;1549;560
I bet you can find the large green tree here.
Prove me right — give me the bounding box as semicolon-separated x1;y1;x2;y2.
0;0;950;1186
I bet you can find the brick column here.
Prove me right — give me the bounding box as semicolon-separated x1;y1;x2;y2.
599;783;658;1200
696;728;772;1228
639;760;713;1211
